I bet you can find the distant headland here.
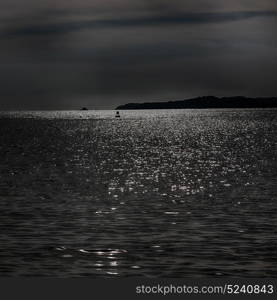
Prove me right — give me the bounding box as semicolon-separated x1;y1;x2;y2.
116;96;277;110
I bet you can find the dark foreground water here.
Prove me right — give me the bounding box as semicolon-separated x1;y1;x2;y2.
0;109;276;277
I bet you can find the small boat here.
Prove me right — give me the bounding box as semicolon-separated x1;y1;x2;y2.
115;111;121;118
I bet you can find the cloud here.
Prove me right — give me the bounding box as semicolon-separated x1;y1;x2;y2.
0;0;277;109
3;10;277;38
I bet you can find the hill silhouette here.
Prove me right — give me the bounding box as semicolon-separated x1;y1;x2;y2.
116;96;277;110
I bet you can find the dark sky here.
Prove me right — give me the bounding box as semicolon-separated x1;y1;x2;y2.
1;0;277;109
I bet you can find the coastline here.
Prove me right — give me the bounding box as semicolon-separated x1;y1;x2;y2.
116;96;277;110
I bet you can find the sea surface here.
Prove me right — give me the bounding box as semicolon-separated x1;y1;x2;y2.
0;109;276;277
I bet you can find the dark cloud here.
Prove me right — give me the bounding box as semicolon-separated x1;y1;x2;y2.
0;0;277;109
2;10;277;37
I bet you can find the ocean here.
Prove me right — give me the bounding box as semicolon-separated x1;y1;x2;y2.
0;109;276;277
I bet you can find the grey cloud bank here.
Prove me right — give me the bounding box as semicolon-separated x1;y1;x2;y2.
0;0;277;109
3;11;277;37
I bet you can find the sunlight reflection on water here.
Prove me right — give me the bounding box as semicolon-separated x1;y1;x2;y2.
0;109;276;277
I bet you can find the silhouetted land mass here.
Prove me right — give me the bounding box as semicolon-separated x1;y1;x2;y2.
116;96;277;110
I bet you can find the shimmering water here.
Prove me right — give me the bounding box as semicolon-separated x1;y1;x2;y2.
0;109;276;277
